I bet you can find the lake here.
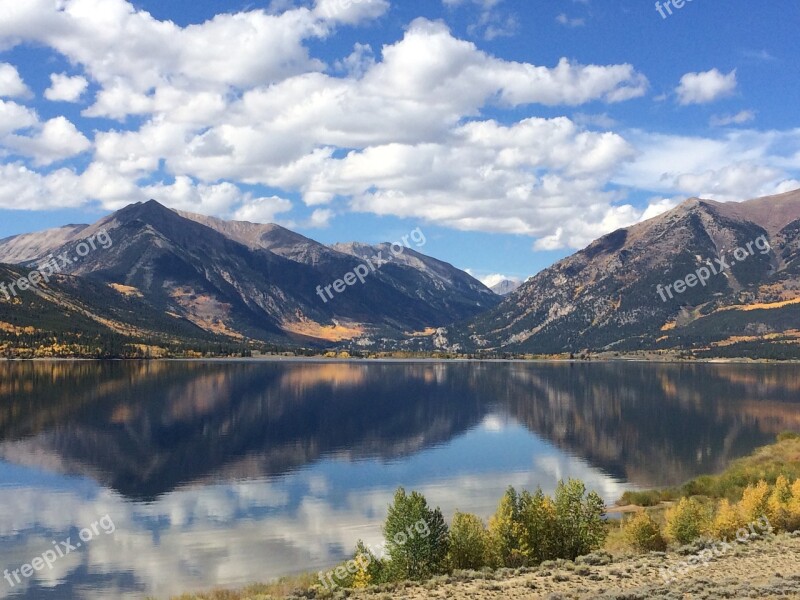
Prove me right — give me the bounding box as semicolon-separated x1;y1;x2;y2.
0;360;798;599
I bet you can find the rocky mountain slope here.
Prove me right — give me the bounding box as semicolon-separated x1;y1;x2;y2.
0;200;498;349
446;189;800;357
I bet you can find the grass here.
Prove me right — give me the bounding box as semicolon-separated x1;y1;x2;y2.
162;573;323;600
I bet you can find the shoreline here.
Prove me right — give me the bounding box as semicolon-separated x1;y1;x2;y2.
4;355;800;363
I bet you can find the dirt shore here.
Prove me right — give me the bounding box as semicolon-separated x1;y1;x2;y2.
343;532;800;600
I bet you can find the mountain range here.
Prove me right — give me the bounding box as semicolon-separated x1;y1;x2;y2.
1;189;799;358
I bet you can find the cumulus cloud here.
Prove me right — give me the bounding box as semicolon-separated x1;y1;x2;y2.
676;68;737;105
0;100;37;136
0;62;30;98
617;128;800;202
0;163;84;210
313;0;390;25
0;0;796;250
44;73;90;102
4;116;92;165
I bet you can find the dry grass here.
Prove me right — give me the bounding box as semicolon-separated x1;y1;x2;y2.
281;319;365;342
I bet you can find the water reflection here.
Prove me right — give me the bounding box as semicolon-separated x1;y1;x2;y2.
0;360;798;598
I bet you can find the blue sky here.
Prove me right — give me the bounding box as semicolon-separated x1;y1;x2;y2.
0;0;798;284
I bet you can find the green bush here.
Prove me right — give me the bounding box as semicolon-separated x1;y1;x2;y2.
665;497;710;545
623;511;667;552
447;511;490;570
383;488;449;581
618;489;673;507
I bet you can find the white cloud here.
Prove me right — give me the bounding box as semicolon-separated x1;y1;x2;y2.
0;100;37;136
474;273;520;288
0;0;796;251
676;68;737;105
0;163;84;210
556;13;586;27
44;73;89;102
617;128;800;202
4;116;92;166
0;62;30;98
710;109;755;127
232;195;294;223
313;0;389;25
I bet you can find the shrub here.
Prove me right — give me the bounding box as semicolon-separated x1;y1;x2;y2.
383;488;449;581
447;512;490;570
664;497;709;545
617;489;673;507
787;479;800;532
739;480;771;524
767;475;793;531
711;499;744;540
623;511;667;552
352;540;385;588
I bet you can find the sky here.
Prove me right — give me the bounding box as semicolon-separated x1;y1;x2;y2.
0;0;798;284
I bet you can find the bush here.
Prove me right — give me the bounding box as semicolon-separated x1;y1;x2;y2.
710;499;743;539
739;480;771;524
383;488;449;581
352;541;385;588
767;475;793;531
789;479;800;532
618;489;674;507
623;511;667;552
447;512;490;570
664;498;709;545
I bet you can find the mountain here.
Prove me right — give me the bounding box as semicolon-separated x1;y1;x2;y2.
446;189;800;358
0;200;498;352
490;279;523;296
0;262;233;358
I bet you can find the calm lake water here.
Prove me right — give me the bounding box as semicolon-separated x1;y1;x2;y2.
1;360;799;599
